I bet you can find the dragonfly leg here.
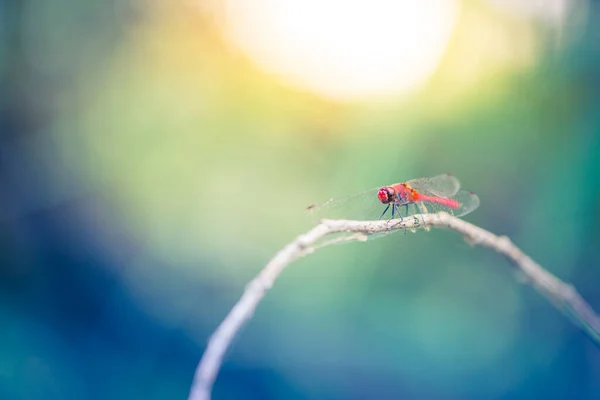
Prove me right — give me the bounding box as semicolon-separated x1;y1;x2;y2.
400;203;409;234
394;203;404;222
415;202;431;231
379;204;390;220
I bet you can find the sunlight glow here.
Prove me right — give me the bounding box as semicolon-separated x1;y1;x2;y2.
485;0;575;24
221;0;459;100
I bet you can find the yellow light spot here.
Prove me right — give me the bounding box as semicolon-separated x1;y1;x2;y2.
219;0;459;100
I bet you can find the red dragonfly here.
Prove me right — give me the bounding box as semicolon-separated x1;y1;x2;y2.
307;173;479;221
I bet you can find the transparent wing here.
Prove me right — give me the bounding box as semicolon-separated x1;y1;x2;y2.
306;187;392;221
406;173;461;198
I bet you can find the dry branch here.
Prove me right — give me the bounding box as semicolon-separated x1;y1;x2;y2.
187;212;600;400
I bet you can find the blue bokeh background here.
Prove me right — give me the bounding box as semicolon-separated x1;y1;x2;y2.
1;1;600;399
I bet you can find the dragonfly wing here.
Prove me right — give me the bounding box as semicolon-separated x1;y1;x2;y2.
450;190;480;217
306;187;388;221
407;174;461;198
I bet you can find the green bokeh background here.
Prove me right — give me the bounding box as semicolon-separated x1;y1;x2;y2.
1;0;599;399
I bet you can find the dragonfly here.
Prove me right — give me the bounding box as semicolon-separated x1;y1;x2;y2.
306;173;480;222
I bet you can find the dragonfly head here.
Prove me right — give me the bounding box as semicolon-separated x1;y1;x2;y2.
377;186;396;204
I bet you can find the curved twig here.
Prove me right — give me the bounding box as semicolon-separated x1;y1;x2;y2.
187;213;600;400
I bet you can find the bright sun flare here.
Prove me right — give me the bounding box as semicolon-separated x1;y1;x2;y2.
220;0;459;100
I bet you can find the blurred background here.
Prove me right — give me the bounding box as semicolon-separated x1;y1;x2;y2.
1;0;600;398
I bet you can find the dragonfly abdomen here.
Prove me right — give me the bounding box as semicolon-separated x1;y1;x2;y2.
419;195;461;209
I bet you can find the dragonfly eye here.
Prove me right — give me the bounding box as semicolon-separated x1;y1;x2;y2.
377;187;394;204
